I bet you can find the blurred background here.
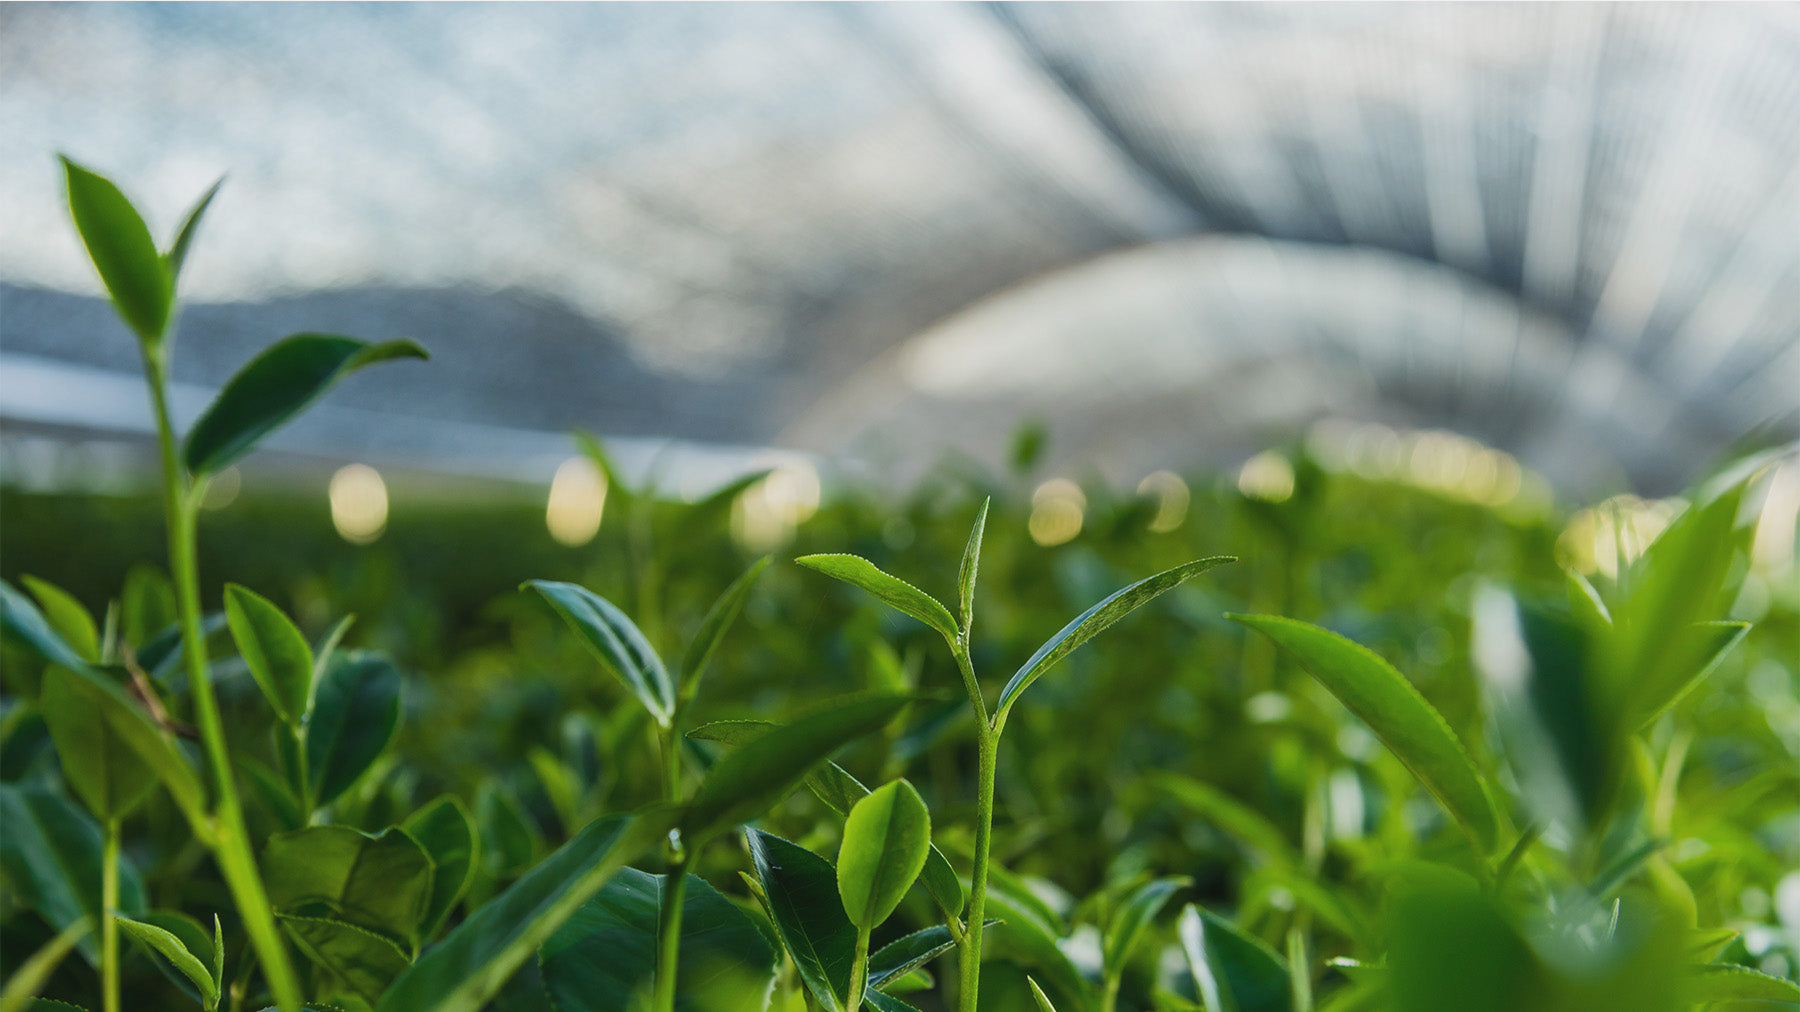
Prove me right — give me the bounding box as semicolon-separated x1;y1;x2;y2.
1;1;1796;600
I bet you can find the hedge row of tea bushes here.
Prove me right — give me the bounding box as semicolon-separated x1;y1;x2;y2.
1;164;1796;1012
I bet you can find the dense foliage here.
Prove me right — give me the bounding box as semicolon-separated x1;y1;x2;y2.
1;167;1796;1012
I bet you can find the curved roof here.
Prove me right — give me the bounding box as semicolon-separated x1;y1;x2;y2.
2;3;1795;494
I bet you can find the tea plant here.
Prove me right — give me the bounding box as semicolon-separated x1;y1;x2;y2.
2;163;1796;1012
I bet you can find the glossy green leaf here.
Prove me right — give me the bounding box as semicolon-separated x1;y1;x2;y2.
163;177;222;283
20;577;99;665
375;812;670;1012
1229;614;1498;852
998;557;1234;720
957;498;990;634
40;667;159;820
746;828;856;1010
0;916;91;1012
37;663;208;827
115;914;219;1010
1177;905;1289;1012
0;785;145;965
1687;963;1800;1005
305;649;402;807
1104;875;1189;977
681;693;914;845
280;914;411;1006
538;867;778;1012
838;779;932;930
263;825;434;945
61;156;171;345
868;924;984;989
1028;977;1060;1012
183;333;428;476
404;795;480;937
524;580;674;726
679;556;770;705
980;886;1089;1011
2;579;93;672
794;554;960;645
864;990;923;1012
223;584;314;727
688;719;965;921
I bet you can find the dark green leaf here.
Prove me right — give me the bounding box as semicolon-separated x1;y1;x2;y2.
2;579;93;672
60;157;170;345
115;914;218;1010
279;914;410;1006
794;555;960;646
1177;905;1289;1012
687;719;965;921
183;333;428;476
476;780;543;878
263;825;434;946
305;650;402;807
41;667;159;820
375;812;671;1012
223;584;314;727
678;556;769;705
241;756;304;831
868;924;978;988
1104;876;1188;977
36;664;208;827
746;829;855;1011
1229;614;1498;852
0;785;145;965
681;694;914;846
404;795;480;938
838;780;932;930
524;581;673;726
864;990;923;1012
957;499;990;635
538;868;778;1012
20;577;98;665
163;177;222;283
998;557;1234;721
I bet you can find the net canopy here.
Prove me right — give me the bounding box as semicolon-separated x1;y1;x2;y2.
2;2;1795;495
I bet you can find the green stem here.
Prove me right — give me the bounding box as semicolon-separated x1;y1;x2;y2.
958;724;999;1012
102;817;120;1012
1100;973;1121;1012
848;924;872;1011
144;352;305;1012
654;857;689;1012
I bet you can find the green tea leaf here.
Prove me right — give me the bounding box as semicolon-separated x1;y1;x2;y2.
679;556;770;705
183;333;428;476
957;499;990;635
998;557;1234;721
687;719;965;921
681;694;915;846
1631;620;1751;728
223;584;314;727
538;868;778;1012
37;664;208;827
838;780;932;930
279;914;411;1006
1028;977;1060;1012
795;555;959;646
0;916;91;1012
1104;875;1189;977
163;177;222;283
2;579;93;672
1687;963;1800;1005
305;650;402;807
0;785;145;965
980;886;1088;1011
1177;905;1289;1012
375;812;671;1012
869;924;982;988
746;829;856;1011
60;156;171;345
865;990;923;1012
1151;774;1298;868
524;580;674;727
476;781;543;878
1229;614;1498;852
20;577;99;665
41;667;159;820
115;914;219;1010
404;795;480;938
263;825;434;945
120;565;177;651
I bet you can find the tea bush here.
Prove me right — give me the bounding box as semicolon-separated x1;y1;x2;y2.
1;166;1796;1012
